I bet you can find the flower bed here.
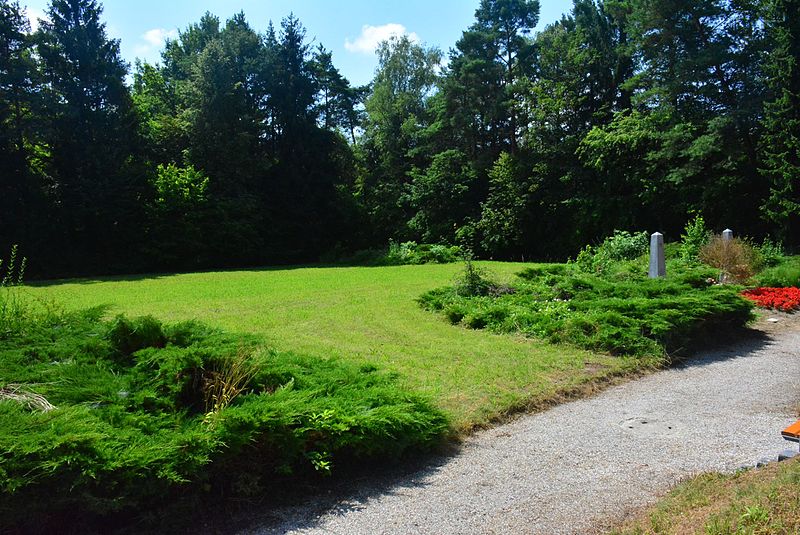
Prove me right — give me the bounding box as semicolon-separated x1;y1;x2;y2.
741;287;800;312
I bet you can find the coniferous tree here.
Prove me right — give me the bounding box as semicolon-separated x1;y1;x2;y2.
0;0;40;252
36;0;143;273
761;0;800;242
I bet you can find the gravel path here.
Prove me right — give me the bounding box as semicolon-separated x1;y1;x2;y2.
243;318;800;535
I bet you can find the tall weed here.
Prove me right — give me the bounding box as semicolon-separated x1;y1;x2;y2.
0;245;30;336
680;214;711;261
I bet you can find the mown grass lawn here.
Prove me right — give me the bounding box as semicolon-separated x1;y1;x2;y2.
27;262;632;431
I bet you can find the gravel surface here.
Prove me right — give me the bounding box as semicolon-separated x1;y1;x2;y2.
243;318;800;535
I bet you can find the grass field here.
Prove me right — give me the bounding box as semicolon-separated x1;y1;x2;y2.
26;262;634;431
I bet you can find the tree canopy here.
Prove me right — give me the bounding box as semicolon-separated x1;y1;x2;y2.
0;0;797;277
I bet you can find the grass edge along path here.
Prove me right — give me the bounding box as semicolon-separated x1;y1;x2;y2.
28;262;645;432
612;456;800;534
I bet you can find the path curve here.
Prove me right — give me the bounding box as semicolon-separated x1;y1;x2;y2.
244;319;800;535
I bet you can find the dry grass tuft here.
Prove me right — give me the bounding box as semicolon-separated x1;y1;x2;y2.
0;384;56;412
699;235;759;283
203;348;258;419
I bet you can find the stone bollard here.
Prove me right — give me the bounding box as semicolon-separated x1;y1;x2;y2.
722;229;733;241
649;232;666;278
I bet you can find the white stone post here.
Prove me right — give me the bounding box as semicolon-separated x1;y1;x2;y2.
722;229;733;241
649;232;666;278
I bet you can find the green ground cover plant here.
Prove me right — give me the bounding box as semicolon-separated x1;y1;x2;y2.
0;301;446;531
420;257;754;360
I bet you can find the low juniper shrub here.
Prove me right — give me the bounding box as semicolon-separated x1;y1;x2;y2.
421;259;753;359
0;299;448;531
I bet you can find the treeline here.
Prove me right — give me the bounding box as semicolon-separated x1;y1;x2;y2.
0;0;798;277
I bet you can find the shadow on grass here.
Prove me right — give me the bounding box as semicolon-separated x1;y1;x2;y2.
26;262;471;287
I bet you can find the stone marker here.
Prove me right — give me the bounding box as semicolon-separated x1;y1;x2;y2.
722;228;733;241
649;232;666;278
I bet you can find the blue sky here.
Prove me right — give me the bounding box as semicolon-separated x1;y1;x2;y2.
22;0;573;86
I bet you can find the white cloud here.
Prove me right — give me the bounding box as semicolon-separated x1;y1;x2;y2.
134;28;178;57
23;7;48;33
344;23;419;55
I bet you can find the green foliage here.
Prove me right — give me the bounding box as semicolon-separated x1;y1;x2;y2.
408;149;477;244
106;315;166;359
575;231;649;274
760;0;800;242
3;0;798;277
0;297;447;530
152;163;208;206
679;215;711;261
755;238;785;268
478;152;528;256
382;241;463;265
754;256;800;288
454;258;495;297
420;260;753;358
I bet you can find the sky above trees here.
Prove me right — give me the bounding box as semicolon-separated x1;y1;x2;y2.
19;0;570;85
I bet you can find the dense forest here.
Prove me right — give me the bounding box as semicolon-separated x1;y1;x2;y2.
0;0;798;277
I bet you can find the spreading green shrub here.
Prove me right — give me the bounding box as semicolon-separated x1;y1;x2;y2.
0;302;447;530
420;260;753;359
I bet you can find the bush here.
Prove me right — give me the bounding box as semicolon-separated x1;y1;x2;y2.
421;261;753;359
383;241;463;265
576;230;649;273
756;238;785;268
680;215;711;261
699;235;759;283
0;300;448;530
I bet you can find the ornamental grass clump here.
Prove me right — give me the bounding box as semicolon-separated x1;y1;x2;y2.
699;235;759;283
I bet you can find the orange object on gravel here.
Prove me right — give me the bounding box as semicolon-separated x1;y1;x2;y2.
782;420;800;443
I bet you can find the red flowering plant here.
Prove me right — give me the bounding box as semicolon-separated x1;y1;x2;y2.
741;287;800;312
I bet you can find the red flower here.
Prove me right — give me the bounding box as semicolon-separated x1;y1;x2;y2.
741;287;800;312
